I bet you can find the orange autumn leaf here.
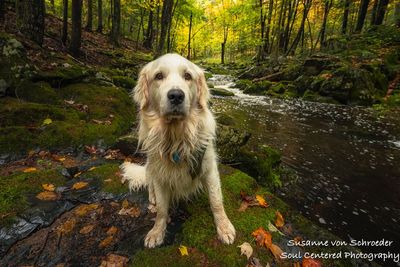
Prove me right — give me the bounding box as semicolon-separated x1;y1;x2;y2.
99;236;114;248
57;218;76;235
99;254;129;267
275;211;285;228
72;181;88;190
36;191;59;201
106;226;118;235
255;195;268;207
75;203;99;216
79;224;95;234
23;167;37;173
302;258;322;267
269;243;284;261
42;183;55;192
251;227;272;248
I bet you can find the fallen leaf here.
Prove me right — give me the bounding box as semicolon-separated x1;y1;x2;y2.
302;258;322;267
88;166;96;171
23;167;37;173
269;243;284;261
268;221;284;235
179;245;189;256
255;195;268;207
85;145;98;155
73;171;82;178
72;181;88;190
79;224;95;234
238;242;253;259
238;201;249;212
275;211;285;228
99;236;114;248
42;118;53;126
75;203;99;216
106;226;118;235
36;191;59;201
251;227;272;248
118;207;140;217
100;254;129;267
104;178;112;182
122;199;129;208
42;183;55;191
57;218;76;235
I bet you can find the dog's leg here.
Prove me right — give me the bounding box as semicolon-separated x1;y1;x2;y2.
144;181;170;248
205;163;236;244
148;180;157;213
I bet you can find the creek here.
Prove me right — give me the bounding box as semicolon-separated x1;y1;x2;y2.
209;74;400;255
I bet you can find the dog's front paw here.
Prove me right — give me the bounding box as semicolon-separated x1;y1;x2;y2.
216;219;236;244
144;227;166;248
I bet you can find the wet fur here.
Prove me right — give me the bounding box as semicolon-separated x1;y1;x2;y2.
120;53;236;248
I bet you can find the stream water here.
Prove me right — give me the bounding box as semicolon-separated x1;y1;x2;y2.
209;75;400;256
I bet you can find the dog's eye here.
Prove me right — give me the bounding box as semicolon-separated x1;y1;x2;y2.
184;72;192;81
155;72;164;80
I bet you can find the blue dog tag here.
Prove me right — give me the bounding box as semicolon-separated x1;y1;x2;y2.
172;151;180;163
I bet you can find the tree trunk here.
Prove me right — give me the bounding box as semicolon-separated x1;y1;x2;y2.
85;0;92;31
156;0;173;57
109;0;120;46
96;0;102;33
262;0;274;54
187;11;192;59
17;0;45;46
167;0;178;52
69;0;82;56
355;0;370;32
287;0;312;55
0;0;4;22
370;0;378;25
62;0;68;44
341;0;350;34
143;10;154;49
136;9;144;48
320;0;333;48
395;2;400;27
374;0;389;25
221;42;225;64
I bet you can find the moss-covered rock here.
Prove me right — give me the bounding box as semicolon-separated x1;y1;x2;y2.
270;82;286;94
0;82;135;154
210;87;234;97
235;145;282;188
31;65;89;87
216;124;251;163
10;80;61;104
131;166;354;267
243;80;273;95
112;76;136;90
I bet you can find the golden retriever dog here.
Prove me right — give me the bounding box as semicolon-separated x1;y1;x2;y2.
120;53;236;248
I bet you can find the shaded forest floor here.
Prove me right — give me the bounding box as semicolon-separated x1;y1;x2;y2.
0;8;397;266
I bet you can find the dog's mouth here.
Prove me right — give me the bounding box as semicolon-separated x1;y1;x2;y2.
164;108;186;122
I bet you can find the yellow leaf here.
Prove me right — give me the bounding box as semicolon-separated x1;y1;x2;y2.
106;226;118;235
88;167;96;171
23;167;37;173
99;236;114;248
269;243;284;261
73;171;82;178
75;203;99;216
275;211;285;228
122;199;129;208
42;183;55;192
179;245;189;256
72;181;88;190
42;118;53;126
36;191;58;201
256;195;268;207
79;224;95;234
57;218;76;235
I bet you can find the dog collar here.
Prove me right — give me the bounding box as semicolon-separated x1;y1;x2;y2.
171;142;208;179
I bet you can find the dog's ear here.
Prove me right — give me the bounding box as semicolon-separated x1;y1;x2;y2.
133;64;150;110
195;67;210;109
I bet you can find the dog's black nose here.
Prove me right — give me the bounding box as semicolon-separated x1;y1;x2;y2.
167;89;185;105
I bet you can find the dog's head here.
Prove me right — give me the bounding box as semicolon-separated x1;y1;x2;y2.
133;53;209;121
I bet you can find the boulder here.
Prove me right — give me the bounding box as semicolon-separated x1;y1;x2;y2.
210;88;234;97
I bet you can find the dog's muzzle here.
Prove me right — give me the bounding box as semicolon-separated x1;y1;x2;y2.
166;89;186;117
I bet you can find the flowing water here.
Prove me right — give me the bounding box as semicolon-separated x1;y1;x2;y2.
209;74;400;255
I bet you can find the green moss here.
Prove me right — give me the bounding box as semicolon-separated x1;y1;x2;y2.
270;82;286;94
112;76;136;90
84;163;129;194
130;166;352;266
0;83;135;154
236;145;282;188
0;168;67;226
32;66;89;87
210;88;234;97
243;81;273;95
13;80;61;104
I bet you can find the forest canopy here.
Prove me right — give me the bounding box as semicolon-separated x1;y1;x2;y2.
2;0;399;61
